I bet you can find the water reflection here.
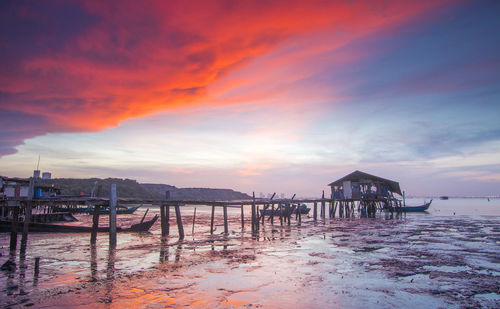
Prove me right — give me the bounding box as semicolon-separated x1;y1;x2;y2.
159;238;169;263
175;242;183;263
90;244;98;281
104;247;116;304
5;250;17;296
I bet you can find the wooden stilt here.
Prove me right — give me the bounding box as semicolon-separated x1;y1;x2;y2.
240;204;244;229
90;204;101;244
270;203;275;224
279;203;283;226
10;205;19;251
109;184;117;248
223;205;228;234
251;192;256;232
313;202;317;221
175;204;184;239
90;184;102;244
192;207;197;235
20;178;35;253
286;203;291;226
298;203;302;224
321;191;325;218
210;205;215;234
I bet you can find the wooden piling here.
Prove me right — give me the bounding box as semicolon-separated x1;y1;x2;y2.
175;204;184;240
251;192;256;232
90;184;102;244
109;184;117;247
160;205;167;237
286;203;291;226
223;205;228;234
313;202;317;221
279;203;283;226
192;208;197;235
34;257;40;277
270;203;275;224
240;204;244;229
20;178;35;253
210;205;215;234
10;205;19;251
321;191;326;218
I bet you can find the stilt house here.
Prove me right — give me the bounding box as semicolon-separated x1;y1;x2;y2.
328;170;402;200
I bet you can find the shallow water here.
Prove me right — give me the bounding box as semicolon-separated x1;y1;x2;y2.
1;198;499;308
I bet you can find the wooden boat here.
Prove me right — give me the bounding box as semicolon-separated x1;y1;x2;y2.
53;205;140;215
402;200;432;212
260;204;310;216
0;215;158;233
440;196;449;200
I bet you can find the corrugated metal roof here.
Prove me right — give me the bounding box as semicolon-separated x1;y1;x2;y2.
328;170;402;195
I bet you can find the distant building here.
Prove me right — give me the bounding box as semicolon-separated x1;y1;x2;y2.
42;172;52;179
33;170;40;179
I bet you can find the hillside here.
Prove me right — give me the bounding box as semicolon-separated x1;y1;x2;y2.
38;178;251;201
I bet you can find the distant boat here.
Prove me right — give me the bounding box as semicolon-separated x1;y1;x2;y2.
440;196;449;200
402;200;432;212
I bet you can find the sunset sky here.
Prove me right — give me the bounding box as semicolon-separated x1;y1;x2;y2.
1;0;499;197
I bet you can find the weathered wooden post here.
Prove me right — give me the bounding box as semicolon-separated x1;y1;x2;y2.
192;207;197;235
270;203;275;224
313;202;318;221
20;178;35;253
279;202;283;226
321;191;326;219
9;202;20;251
175;204;184;240
286;203;291;226
240;204;244;229
223;205;228;234
90;184;102;244
251;192;256;233
210;205;215;234
109;184;117;248
298;203;302;224
34;256;40;281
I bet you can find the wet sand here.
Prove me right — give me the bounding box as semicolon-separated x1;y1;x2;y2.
1;199;500;308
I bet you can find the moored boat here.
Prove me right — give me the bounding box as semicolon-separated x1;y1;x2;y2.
401;200;432;212
0;215;158;233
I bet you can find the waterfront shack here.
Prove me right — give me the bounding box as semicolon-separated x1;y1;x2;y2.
328;170;403;217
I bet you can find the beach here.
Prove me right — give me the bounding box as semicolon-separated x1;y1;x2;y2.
1;198;499;308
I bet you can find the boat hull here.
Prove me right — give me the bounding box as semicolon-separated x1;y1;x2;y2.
0;215;158;233
401;200;432;212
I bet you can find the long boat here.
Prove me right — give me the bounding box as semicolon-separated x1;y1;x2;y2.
402;200;432;212
0;215;158;233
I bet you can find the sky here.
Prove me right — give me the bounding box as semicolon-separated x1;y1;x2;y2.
1;0;499;197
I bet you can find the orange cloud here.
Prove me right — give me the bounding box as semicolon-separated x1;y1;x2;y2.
0;0;452;154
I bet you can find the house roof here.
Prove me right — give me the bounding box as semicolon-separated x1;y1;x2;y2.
328;170;402;195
